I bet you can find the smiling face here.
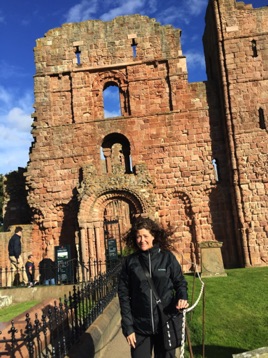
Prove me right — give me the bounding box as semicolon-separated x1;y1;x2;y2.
136;228;154;251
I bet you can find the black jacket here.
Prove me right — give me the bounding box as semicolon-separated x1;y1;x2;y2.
39;258;56;282
118;245;188;337
8;233;22;259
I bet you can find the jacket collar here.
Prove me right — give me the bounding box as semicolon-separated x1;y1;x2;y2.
138;244;161;258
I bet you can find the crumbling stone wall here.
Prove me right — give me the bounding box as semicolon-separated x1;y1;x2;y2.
203;0;268;266
20;1;268;271
3;169;31;231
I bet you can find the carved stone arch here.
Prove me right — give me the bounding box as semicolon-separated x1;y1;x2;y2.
95;70;128;91
77;163;156;216
159;188;198;272
77;188;151;268
174;190;195;219
94;189;146;217
79;188;148;225
78;188;151;227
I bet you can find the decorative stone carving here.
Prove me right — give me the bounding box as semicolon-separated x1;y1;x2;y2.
77;162;156;218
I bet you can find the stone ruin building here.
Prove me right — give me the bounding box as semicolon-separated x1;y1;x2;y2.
1;0;268;274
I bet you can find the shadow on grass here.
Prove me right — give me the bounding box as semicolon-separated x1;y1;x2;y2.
192;344;247;358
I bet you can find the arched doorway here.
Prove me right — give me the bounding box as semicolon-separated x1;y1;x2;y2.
78;189;148;277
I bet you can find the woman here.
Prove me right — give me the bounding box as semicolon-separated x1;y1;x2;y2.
118;216;189;358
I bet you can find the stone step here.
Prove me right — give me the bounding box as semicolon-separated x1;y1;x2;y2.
233;347;268;357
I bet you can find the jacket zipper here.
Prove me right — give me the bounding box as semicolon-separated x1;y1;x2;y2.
149;251;155;333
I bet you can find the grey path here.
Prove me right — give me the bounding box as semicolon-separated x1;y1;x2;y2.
99;320;130;358
98;322;181;358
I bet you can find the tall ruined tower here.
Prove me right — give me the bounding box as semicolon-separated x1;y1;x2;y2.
203;0;268;267
20;1;268;272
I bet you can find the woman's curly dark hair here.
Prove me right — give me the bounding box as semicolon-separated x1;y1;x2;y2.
122;216;175;251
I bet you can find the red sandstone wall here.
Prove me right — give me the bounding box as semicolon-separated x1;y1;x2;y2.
22;4;268;271
203;0;268;266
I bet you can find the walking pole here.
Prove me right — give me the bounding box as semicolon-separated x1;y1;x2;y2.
202;285;206;358
189;266;196;321
185;322;194;358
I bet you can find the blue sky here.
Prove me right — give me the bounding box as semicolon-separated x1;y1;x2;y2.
0;0;267;175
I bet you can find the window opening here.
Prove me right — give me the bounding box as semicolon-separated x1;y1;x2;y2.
129;155;133;172
103;85;121;118
131;38;138;58
212;158;219;182
251;40;258;58
258;107;266;130
101;134;132;174
75;46;81;64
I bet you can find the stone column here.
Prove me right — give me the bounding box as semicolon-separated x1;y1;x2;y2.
80;227;87;281
87;226;95;278
102;148;112;174
94;225;101;262
122;146;131;173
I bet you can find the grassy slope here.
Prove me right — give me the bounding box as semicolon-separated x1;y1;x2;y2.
0;300;39;322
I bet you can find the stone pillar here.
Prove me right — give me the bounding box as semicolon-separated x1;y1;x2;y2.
102;148;112;174
199;241;227;277
122;146;131;173
94;225;101;262
80;227;87;281
87;226;95;278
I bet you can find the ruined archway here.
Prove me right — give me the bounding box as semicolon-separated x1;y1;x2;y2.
77;188;150;275
159;189;198;272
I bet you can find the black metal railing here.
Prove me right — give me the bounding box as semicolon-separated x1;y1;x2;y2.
0;260;122;358
0;258;120;288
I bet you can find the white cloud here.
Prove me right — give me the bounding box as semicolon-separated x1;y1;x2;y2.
5;107;32;132
0;86;12;106
0;88;33;175
104;110;121;118
147;0;158;13
100;0;144;21
62;0;207;30
157;6;184;25
157;1;207;26
185;51;205;70
64;0;98;22
64;0;158;23
185;0;207;17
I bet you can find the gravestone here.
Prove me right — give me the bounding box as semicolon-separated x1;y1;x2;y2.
199;241;227;277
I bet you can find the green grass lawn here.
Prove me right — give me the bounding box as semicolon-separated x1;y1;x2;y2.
0;300;39;322
1;267;267;358
184;267;268;358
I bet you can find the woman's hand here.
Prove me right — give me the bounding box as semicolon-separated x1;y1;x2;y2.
176;299;189;310
126;332;136;348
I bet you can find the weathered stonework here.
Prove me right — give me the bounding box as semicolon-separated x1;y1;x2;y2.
199;241;227;277
203;0;268;268
2;1;268;273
